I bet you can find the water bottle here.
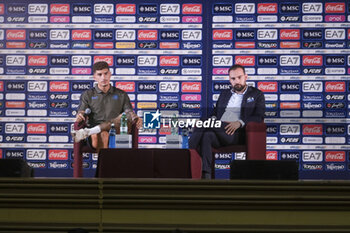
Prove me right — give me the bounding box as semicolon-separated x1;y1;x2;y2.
171;114;179;135
108;123;116;148
120;112;128;135
182;127;189;149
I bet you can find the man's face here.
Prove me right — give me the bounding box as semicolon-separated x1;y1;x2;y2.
229;68;247;93
93;68;111;88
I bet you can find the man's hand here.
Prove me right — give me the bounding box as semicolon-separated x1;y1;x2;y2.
134;117;143;129
224;121;241;135
75;111;86;123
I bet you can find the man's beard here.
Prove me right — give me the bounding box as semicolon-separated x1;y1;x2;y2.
233;84;246;92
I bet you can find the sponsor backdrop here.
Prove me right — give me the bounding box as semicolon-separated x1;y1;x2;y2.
0;0;349;179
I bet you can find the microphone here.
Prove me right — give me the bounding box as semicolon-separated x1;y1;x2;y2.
84;108;91;117
78;108;91;127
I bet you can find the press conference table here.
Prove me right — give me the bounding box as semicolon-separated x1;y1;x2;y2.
96;148;202;179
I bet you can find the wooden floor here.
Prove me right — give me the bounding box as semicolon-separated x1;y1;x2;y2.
1;178;350;232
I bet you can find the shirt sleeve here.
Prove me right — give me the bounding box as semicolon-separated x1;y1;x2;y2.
77;91;90;112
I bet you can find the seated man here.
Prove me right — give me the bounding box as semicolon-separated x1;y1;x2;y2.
72;61;142;150
189;64;265;179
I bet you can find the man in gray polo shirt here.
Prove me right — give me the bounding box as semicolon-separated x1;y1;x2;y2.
72;61;142;149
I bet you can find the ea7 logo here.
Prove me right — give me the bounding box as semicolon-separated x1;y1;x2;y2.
71;56;91;66
6;55;25;66
159;82;179;92
160;4;180;14
28;4;48;14
28;81;47;92
212;56;233;66
94;4;113;14
302;151;323;162
26;149;46;160
5;123;25;134
50;30;69;40
302;3;322;13
235;3;255;14
325;29;345;40
115;30;135;40
302;82;322;92
280;55;300;66
257;29;277;40
280;124;300;135
137;56;157;66
182;30;202;41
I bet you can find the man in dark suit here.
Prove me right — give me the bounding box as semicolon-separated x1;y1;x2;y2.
189;64;265;179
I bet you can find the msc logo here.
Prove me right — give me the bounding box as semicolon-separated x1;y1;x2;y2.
160;30;179;40
116;56;135;66
72;4;91;13
143;110;161;129
280;3;300;13
258;56;277;66
235;30;255;39
325;56;345;66
139;4;157;13
213;4;233;13
303;30;322;39
182;56;201;66
29;30;47;39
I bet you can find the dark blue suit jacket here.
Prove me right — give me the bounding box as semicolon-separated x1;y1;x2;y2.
211;86;265;125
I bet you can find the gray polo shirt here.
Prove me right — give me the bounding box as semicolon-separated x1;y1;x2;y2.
78;85;133;127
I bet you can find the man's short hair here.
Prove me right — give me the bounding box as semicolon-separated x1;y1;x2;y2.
228;64;246;74
93;61;109;74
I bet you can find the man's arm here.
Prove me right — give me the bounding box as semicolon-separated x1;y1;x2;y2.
244;90;265;124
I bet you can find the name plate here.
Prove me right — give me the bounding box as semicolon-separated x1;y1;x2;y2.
116;134;132;148
166;135;182;149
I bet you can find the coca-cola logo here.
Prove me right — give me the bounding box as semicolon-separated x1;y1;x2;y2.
235;56;255;66
213;30;233;40
280;29;300;40
160;56;179;66
182;82;201;92
72;30;92;40
325;82;345;92
138;30;158;40
257;82;278;92
27;123;47;134
48;150;68;160
302;125;322;135
182;4;202;14
302;55;323;66
258;3;277;13
0;4;4;14
116;4;136;14
325;151;345;162
6;30;25;40
325;3;345;13
94;56;113;66
49;81;69;92
50;4;70;14
266;151;278;160
28;56;48;66
115;82;135;92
